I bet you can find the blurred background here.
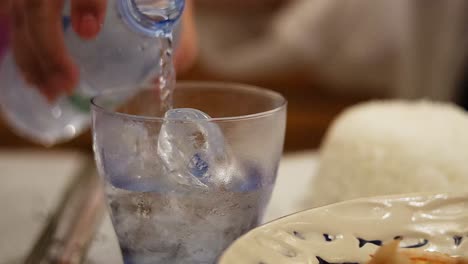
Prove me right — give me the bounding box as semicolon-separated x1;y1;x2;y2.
0;0;467;152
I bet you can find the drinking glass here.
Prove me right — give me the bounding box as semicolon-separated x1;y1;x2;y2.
91;82;287;264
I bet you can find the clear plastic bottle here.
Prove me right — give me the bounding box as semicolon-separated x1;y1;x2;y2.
0;0;184;146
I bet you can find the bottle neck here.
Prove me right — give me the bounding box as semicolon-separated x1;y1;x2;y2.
118;0;185;37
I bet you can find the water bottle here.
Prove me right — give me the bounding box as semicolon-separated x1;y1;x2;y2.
0;0;184;146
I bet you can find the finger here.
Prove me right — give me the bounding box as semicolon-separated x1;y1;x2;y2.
11;12;58;101
10;0;49;95
174;0;198;73
71;0;107;39
24;0;78;95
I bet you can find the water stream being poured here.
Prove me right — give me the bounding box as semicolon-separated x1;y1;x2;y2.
156;32;176;111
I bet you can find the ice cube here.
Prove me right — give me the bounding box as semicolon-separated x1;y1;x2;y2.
157;108;238;188
98;121;168;192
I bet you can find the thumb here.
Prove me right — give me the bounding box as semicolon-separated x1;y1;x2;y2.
71;0;107;39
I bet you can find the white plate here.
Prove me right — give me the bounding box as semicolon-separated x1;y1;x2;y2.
219;193;468;264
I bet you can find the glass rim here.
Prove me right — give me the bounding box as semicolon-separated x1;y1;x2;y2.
90;81;288;122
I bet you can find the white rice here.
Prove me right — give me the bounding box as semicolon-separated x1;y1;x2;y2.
306;100;468;208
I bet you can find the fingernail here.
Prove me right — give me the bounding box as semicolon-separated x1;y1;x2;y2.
79;13;99;39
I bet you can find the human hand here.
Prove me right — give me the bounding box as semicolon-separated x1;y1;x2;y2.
4;0;197;101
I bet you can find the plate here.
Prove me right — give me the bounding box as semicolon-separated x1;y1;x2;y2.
219;193;468;264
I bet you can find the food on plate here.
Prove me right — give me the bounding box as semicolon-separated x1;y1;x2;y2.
306;100;468;207
369;240;468;264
